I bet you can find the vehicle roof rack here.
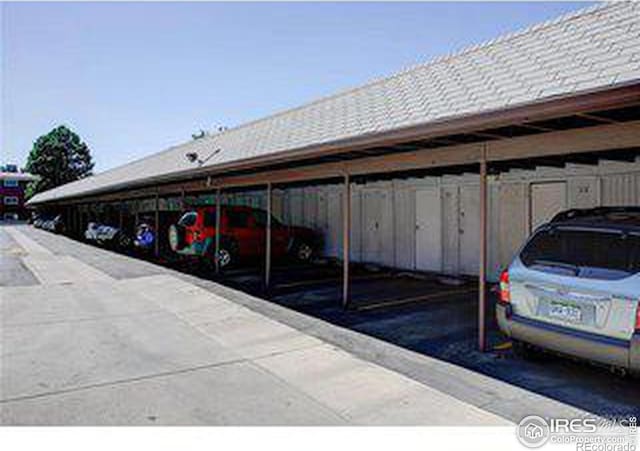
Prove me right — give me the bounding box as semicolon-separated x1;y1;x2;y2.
551;207;640;224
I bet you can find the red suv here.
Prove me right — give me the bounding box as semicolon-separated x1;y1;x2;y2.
168;205;321;268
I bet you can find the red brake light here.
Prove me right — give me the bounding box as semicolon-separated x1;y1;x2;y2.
499;270;510;304
635;302;640;332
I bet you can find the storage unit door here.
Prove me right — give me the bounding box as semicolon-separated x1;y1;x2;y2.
568;177;598;209
498;183;527;271
459;185;480;275
288;189;304;226
415;188;442;272
394;188;416;270
362;190;384;264
601;174;638;206
530;182;567;231
442;186;460;274
325;189;342;258
303;188;318;228
316;190;329;243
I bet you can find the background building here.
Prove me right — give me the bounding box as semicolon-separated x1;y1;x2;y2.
0;164;38;220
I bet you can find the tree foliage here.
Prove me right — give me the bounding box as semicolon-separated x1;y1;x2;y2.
24;125;94;198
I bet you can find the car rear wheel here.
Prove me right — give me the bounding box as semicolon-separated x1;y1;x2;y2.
206;237;238;270
294;241;313;262
116;232;132;250
216;248;232;268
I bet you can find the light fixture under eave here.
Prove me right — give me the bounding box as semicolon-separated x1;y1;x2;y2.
185;148;222;166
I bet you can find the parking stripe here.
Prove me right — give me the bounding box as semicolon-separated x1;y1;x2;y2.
355;287;478;312
275;272;393;290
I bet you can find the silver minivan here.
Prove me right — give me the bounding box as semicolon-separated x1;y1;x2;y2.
497;207;640;376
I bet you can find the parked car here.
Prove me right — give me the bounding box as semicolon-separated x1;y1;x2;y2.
133;221;156;253
38;214;65;233
32;214;47;229
497;207;640;376
32;216;44;228
84;222;131;249
168;205;321;268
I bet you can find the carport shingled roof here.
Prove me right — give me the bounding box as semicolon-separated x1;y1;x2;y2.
30;2;640;204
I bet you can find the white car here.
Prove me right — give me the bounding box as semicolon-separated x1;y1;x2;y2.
84;222;131;249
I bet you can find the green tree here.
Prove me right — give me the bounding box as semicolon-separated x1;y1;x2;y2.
24;125;94;198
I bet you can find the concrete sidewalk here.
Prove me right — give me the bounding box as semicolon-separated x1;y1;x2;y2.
1;225;510;425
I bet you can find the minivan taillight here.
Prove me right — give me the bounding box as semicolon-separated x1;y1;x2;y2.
499;270;510;304
635;303;640;332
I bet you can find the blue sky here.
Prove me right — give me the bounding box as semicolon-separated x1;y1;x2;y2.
2;1;594;172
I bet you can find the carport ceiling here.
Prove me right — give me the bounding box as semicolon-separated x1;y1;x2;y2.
188;143;640;187
346;147;640;184
488;147;640;175
208;104;640;184
238;104;640;173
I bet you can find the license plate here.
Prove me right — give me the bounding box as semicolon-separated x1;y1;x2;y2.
549;302;582;323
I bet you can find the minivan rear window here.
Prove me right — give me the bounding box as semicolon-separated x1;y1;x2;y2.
520;228;640;280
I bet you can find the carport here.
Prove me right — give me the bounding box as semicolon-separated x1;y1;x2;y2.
195;101;640;350
33;94;640;351
27;3;640;351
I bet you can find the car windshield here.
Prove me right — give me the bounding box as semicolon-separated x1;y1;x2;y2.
178;211;197;227
520;227;640;280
